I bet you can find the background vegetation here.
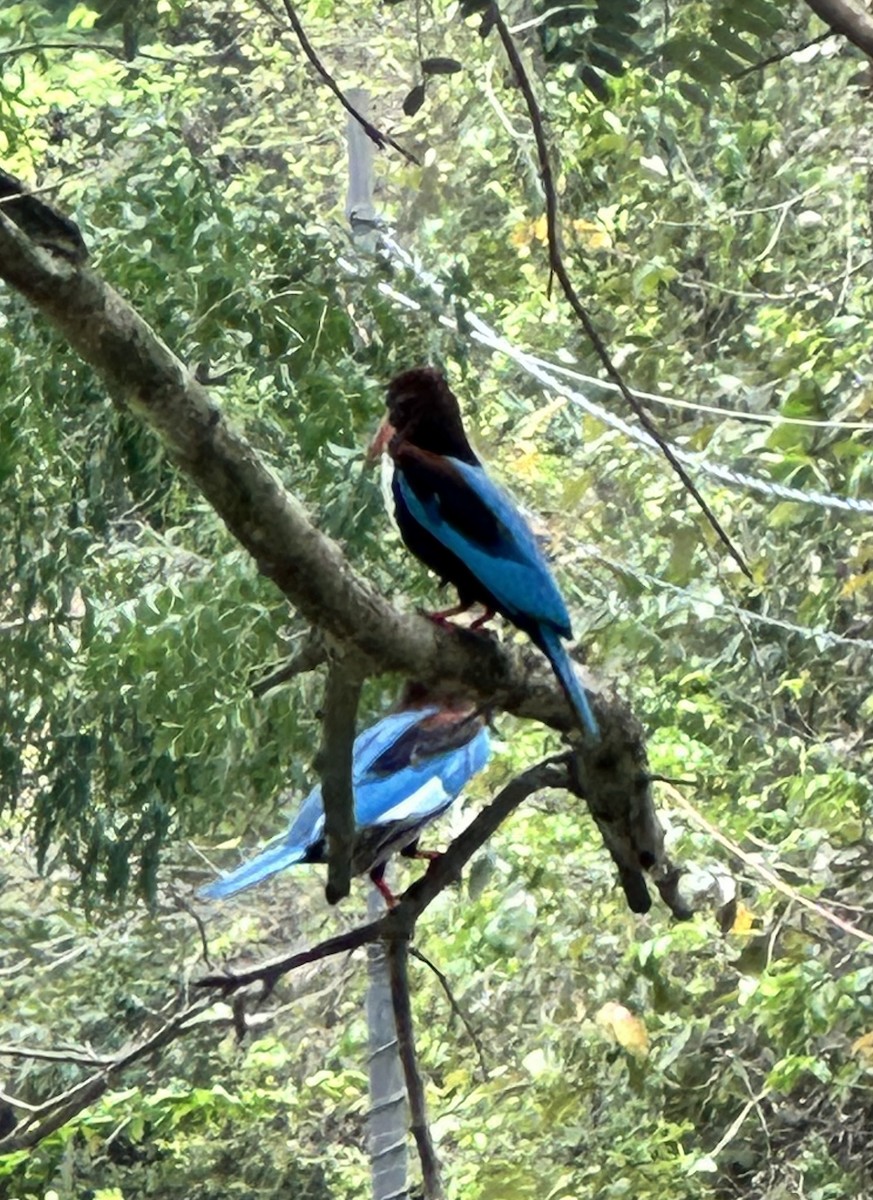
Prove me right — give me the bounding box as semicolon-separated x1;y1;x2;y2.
1;0;872;1196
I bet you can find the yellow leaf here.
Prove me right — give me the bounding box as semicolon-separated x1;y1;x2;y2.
595;1001;649;1057
731;902;756;935
841;571;873;598
509;216;549;248
512;449;542;480
509;220;534;247
570;219;613;250
851;1031;873;1066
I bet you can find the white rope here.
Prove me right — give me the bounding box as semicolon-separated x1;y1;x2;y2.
342;243;873;657
577;542;873;652
375;236;873;516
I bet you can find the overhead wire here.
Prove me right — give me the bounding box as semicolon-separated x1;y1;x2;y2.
575;541;873;652
338;239;873;655
374;235;873;516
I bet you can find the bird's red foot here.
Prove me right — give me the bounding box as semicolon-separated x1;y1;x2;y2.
370;869;398;907
422;601;470;629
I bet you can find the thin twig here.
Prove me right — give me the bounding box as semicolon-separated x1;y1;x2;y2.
172;890;214;968
664;783;873;947
276;0;419;165
197;920;381;994
252;628;328;696
729;31;830;80
0;1046;112;1068
488;1;751;580
0;40;190;65
387;939;444;1199
410;946;489;1080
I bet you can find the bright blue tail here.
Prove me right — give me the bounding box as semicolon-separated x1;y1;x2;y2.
537;626;599;740
198;839;309;900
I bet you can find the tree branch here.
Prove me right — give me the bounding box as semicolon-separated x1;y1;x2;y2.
802;0;873;57
271;0;419;165
320;649;367;903
0;999;215;1153
488;2;750;581
388;939;444;1199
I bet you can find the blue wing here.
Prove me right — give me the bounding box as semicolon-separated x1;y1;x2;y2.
283;707;441;846
355;722;490;829
395;451;572;636
394;451;599;740
199;707;490;899
350;724;490;872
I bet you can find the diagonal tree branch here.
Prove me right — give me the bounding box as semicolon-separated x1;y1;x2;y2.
268;0;419;165
488;2;751;581
801;0;873;56
0;214;569;728
0;998;215;1153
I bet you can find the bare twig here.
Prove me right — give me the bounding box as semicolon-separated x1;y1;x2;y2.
488;2;750;581
410;947;489;1080
0;40;190;65
0;999;215;1153
275;0;419;165
251;628;328;696
320;649;367;903
387;938;444;1199
197;919;381;994
729;32;830;80
172;890;214;968
0;1046;112;1068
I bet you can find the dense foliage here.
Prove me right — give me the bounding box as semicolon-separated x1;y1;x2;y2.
2;0;872;1197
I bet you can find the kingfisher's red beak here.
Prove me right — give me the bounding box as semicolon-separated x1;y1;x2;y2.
367;418;395;466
